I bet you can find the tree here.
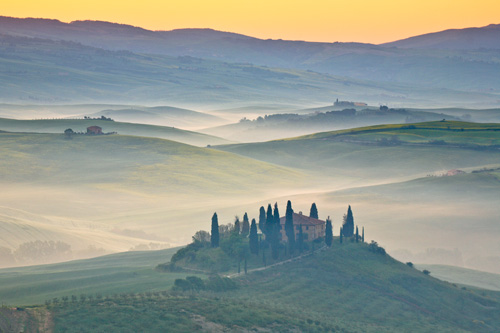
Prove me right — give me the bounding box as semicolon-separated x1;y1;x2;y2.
362;227;365;242
258;206;266;234
271;203;280;260
234;216;240;234
64;128;74;139
340;227;343;244
285;200;295;255
241;213;250;236
211;213;219;248
192;230;210;244
265;204;274;237
355;226;359;243
309;203;318;219
342;205;354;237
273;203;281;231
325;217;333;247
0;247;15;266
249;218;259;255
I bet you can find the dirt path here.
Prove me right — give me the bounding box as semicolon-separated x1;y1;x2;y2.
225;245;327;278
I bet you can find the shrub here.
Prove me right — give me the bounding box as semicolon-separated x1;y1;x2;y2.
205;275;238;292
406;262;414;268
423;269;431;275
368;241;386;255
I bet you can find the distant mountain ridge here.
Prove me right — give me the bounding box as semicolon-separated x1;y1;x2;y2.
2;16;500;97
1;16;500;106
384;24;500;50
2;16;499;51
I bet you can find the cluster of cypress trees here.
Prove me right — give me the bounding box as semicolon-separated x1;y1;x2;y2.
339;206;364;243
261;203;281;259
209;203;364;260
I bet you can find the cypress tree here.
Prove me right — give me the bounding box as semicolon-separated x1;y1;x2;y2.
325;216;333;247
211;212;219;248
258;206;266;234
234;216;240;234
285;200;295;255
241;213;250;236
249;219;259;255
342;205;354;237
355;226;359;243
273;203;281;231
362;227;365;242
309;203;318;219
340;227;343;244
265;204;274;237
271;203;280;260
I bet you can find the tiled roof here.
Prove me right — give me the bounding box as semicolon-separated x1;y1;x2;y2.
279;213;325;226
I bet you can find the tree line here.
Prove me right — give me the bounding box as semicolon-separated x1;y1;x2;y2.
210;201;364;263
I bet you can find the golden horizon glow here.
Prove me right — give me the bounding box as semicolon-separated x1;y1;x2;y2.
2;0;500;44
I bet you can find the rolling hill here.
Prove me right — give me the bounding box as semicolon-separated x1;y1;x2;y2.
1;33;450;107
0;248;182;306
0;103;230;130
384;23;500;50
216;121;500;181
1;242;499;331
0;117;229;146
416;264;500;291
214;121;500;274
200;107;464;142
85;106;225;130
0;132;304;259
2;16;500;104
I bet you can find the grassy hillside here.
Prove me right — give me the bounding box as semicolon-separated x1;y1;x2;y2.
295;120;500;145
416;265;500;291
0;132;304;256
200;108;463;142
316;171;500;273
0;132;300;190
216;121;500;182
85;106;226;130
231;242;500;332
0;117;229;146
0;248;182;306
3;242;500;331
214;122;500;274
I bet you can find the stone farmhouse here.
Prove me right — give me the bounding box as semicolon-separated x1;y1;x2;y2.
279;212;326;241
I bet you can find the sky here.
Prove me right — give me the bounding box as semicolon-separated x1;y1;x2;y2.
3;0;499;43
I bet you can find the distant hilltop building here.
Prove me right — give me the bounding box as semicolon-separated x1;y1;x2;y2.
279;212;325;241
446;169;465;176
86;126;103;135
334;98;367;107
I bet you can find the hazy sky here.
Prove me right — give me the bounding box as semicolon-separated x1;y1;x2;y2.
3;0;499;43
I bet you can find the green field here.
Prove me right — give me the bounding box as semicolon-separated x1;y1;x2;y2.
2;242;500;332
0;132;304;257
0;132;300;193
416;264;500;292
214;123;500;275
0;117;229;146
216;121;500;183
292;120;500;146
0;248;183;306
